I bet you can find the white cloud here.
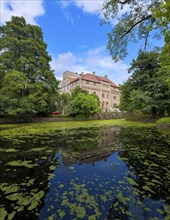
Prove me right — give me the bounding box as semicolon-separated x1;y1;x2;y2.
64;11;75;25
58;0;104;15
51;46;130;84
58;0;130;25
50;52;77;80
1;0;45;25
72;0;104;14
58;0;72;8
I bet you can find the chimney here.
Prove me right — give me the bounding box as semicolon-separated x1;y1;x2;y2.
79;72;84;77
92;71;96;75
105;75;108;78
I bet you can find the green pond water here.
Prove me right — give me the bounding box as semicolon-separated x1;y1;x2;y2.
0;126;170;220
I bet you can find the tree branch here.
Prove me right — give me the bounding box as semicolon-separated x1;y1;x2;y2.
144;17;156;51
117;0;131;4
100;0;130;11
120;15;153;39
99;1;112;11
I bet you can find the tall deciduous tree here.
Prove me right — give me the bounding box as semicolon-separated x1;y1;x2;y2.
0;16;59;116
120;51;170;117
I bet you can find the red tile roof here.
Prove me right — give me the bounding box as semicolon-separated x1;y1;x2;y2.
96;75;112;83
111;82;119;88
81;73;119;87
81;73;100;83
68;73;119;88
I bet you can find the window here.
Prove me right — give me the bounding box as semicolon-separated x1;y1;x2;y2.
94;82;96;85
102;84;109;88
93;92;96;94
102;93;105;98
86;81;89;84
107;94;109;98
113;96;116;100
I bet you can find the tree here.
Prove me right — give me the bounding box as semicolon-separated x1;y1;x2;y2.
101;0;169;61
0;16;59;116
55;93;71;114
71;86;88;99
152;0;170;84
69;87;100;116
120;51;170;117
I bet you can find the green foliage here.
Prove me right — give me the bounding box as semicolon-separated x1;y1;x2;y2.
156;117;170;124
152;0;170;84
55;93;71;114
120;51;170;117
0;16;59;117
101;0;166;61
71;86;88;98
69;87;100;116
129;90;152;113
0;71;36;115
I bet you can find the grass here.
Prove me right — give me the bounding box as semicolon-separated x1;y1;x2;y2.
50;114;71;118
156;117;170;124
1;117;169;139
0;119;156;138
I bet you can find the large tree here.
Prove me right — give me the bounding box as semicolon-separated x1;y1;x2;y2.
101;0;169;61
0;16;59;116
120;51;170;117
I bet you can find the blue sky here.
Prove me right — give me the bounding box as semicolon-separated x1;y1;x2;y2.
1;0;163;84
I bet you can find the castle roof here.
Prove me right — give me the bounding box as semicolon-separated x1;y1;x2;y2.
67;72;119;88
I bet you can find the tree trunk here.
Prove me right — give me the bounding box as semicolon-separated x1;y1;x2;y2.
151;106;157;118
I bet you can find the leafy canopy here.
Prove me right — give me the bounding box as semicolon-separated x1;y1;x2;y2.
101;0;169;61
120;51;170;117
69;86;100;116
55;93;71;114
0;16;59;116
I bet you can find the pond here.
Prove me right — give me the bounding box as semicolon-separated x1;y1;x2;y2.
0;126;170;219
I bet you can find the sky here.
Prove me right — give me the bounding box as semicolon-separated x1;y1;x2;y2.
1;0;163;85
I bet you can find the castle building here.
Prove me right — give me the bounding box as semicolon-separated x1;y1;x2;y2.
60;71;120;112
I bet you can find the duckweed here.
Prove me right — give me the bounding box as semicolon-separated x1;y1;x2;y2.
0;125;169;219
7;160;38;168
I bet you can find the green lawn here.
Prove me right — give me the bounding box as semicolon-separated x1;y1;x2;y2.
0;119;156;138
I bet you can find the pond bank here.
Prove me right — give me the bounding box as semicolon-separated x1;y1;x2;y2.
0;112;127;124
0;119;165;139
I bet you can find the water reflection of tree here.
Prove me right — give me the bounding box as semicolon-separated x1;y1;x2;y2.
108;198;128;220
0;136;59;220
60;127;120;166
0;127;121;219
118;127;170;203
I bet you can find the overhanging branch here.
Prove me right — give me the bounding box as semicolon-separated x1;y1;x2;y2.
120;15;153;39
